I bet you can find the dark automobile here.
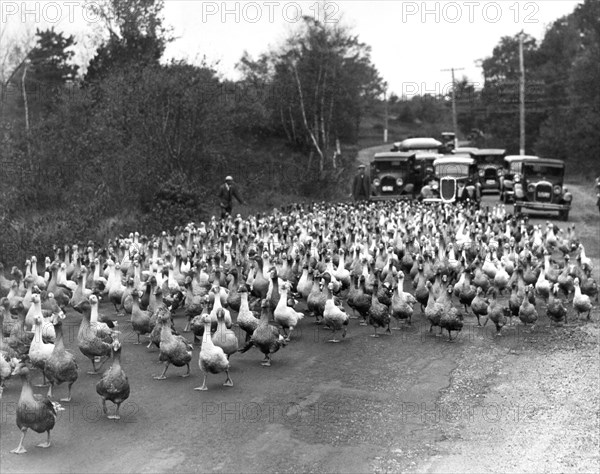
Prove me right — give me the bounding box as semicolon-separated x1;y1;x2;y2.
499;155;539;203
471;148;506;193
369;151;417;200
512;157;572;220
414;152;443;194
440;132;456;151
421;155;481;203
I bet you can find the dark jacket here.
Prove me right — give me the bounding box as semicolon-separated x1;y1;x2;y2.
352;172;370;200
218;182;243;209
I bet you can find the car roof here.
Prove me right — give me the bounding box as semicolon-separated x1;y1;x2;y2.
433;156;475;166
504;155;540;162
414;152;443;160
472;149;506;156
399;137;442;149
373;151;415;160
523;157;565;166
452;147;479;154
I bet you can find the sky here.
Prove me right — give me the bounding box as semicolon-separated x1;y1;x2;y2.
1;1;581;96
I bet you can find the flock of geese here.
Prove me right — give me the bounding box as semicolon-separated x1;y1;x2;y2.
0;199;597;454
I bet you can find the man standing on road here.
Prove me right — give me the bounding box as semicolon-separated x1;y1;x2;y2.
218;175;244;219
352;164;370;201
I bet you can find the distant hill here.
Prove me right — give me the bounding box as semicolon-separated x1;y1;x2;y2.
358;98;455;149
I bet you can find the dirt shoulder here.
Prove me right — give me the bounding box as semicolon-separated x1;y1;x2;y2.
374;318;600;474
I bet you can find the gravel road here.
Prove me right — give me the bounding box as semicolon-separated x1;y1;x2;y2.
1;186;598;474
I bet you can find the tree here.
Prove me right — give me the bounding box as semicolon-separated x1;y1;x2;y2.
26;28;79;111
85;0;171;83
535;0;600;172
238;17;383;173
479;33;548;153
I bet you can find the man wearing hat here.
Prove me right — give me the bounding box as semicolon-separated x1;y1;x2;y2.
218;175;244;219
352;164;370;201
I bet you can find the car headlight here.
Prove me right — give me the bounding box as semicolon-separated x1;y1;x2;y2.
553;185;562;195
514;174;521;183
527;184;535;193
564;192;572;202
497;168;504;176
515;183;524;198
373;178;381;187
396;178;403;186
478;170;485;177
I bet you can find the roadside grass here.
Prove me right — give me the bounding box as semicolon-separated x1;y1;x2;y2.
565;179;600;262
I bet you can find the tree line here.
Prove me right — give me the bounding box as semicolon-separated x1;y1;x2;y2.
392;0;599;175
0;0;383;266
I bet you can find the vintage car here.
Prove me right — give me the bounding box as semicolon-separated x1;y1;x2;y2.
369;151;417;200
421;155;481;203
499;155;540;203
398;137;443;153
440;132;456;151
471;148;506;193
512;157;572;220
414;152;444;194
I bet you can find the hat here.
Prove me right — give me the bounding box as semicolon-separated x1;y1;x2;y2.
225;176;233;181
358;164;365;169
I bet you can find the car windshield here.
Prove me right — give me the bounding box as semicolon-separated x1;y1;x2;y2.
523;163;563;180
434;163;470;177
373;160;411;173
476;155;504;166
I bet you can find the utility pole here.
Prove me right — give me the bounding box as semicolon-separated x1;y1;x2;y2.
518;30;526;155
383;82;388;143
441;67;464;149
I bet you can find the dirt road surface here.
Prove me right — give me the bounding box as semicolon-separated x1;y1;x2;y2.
1;171;598;473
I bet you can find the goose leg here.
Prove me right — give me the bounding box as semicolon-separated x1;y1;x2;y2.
35;372;49;387
96;355;109;372
101;398;108;415
194;374;208;391
223;370;233;387
87;358;100;375
10;428;28;454
261;355;272;366
47;383;53;398
370;327;379;338
153;362;170;380
328;329;339;343
134;334;142;345
37;430;52;448
108;403;121;420
180;363;190;378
